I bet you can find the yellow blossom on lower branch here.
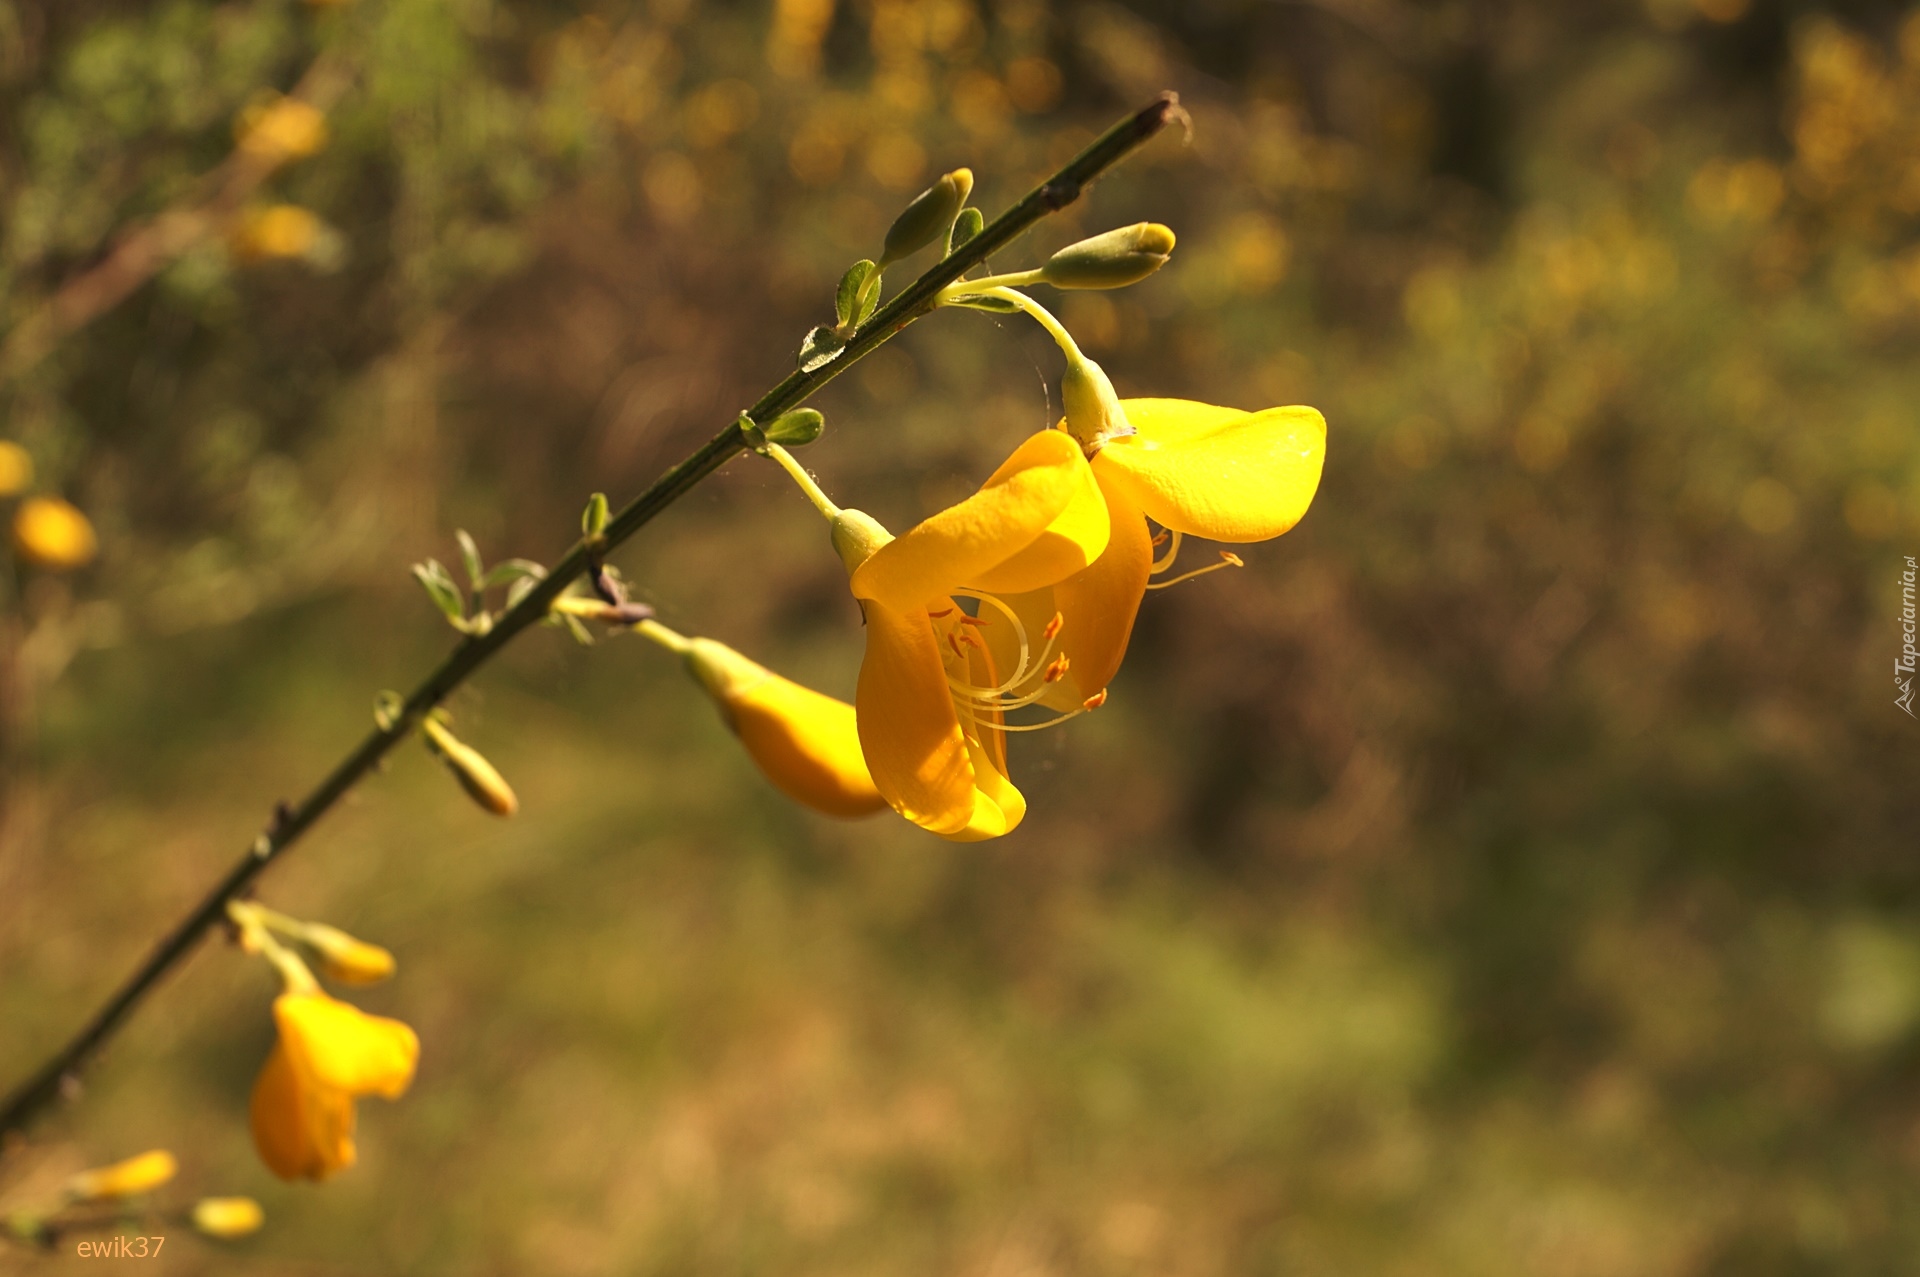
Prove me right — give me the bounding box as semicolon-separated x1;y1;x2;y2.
250;992;418;1181
191;1196;266;1239
63;1149;177;1201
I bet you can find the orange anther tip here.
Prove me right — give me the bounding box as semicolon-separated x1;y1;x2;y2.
960;614;990;627
1042;613;1064;640
1082;690;1108;711
927;607;955;619
1150;530;1170;547
1220;551;1244;567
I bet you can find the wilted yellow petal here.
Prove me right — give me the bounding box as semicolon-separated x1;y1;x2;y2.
852;431;1108;611
1093;399;1326;542
13;496;97;570
65;1149;177;1200
273;993;418;1099
191;1197;265;1239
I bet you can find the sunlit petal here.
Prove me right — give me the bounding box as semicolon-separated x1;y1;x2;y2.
729;670;888;817
274;993;419;1100
853;431;1107;610
1094;399;1326;542
250;1041;356;1181
856;602;979;834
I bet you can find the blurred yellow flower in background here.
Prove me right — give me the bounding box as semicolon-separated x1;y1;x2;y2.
13;495;98;571
0;441;33;496
191;1196;266;1239
64;1149;177;1201
235;96;328;165
251;992;418;1181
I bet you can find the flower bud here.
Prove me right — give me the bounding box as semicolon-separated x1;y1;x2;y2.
421;717;519;817
13;496;97;570
65;1150;177;1201
1040;222;1177;290
682;638;884;818
763;407;825;448
235;97;328;164
302;924;397;985
191;1197;265;1239
0;441;33;497
880;168;973;267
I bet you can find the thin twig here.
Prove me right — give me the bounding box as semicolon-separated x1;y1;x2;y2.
0;93;1180;1149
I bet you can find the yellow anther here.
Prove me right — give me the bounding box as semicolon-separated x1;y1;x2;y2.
1042;612;1065;640
1220;551;1244;567
1082;689;1108;711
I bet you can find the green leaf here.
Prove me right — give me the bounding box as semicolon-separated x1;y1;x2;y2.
947;207;984;256
764;407;826;447
505;575;540;610
835;260;876;329
482;558;547;590
455;530;484;586
947;292;1023;314
412;559;466;625
799;325;847;372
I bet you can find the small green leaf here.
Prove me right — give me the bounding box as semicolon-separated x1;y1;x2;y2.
505;575;540;609
947;207;984;256
481;558;547;590
799;325;847;372
412;559;466;625
855;267;882;325
835;260;876;329
582;493;609;539
455;530;484;586
947;292;1023;314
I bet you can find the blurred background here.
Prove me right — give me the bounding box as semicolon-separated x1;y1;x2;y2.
2;0;1919;1271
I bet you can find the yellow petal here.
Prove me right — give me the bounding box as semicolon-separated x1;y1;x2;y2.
852;431;1108;610
1048;470;1154;705
65;1149;177;1200
1093;399;1325;542
730;669;888;819
855;602;978;835
12;496;97;571
273;993;419;1100
939;730;1026;841
250;1040;356;1181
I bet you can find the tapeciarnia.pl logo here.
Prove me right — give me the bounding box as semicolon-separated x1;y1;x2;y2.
1899;555;1917;718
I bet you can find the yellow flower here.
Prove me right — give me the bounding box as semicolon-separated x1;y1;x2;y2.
846;430;1110;839
994;397;1327;710
302;923;397;985
232;204;323;262
191;1196;265;1239
673;632;886;818
250;992;418;1181
235;97;328;164
0;441;33;496
13;495;97;570
64;1149;177;1201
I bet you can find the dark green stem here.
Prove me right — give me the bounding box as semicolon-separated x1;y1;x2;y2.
0;92;1179;1148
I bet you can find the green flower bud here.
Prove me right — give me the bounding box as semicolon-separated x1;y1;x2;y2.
764;407;826;447
1040;222;1177;290
880;168;973;267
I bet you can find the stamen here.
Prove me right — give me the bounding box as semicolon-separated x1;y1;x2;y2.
1145;550;1245;591
927;607;955;619
1150;530;1170;548
959;614;991;627
1042;612;1064;640
1043;655;1071;683
1150;529;1183;575
1083;690;1108;711
979;708;1086;733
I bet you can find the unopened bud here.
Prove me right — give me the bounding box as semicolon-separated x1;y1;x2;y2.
881;168;973;267
0;441;33;497
235;97;328;164
422;717;519;817
65;1150;177;1201
302;924;396;985
192;1197;265;1239
582;492;609;539
1040;222;1176;290
763;408;825;448
13;496;97;570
